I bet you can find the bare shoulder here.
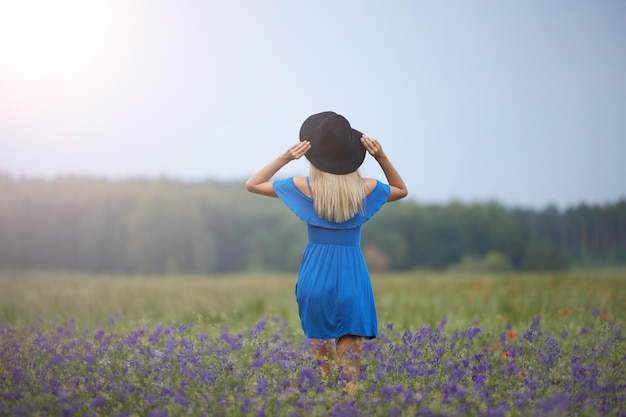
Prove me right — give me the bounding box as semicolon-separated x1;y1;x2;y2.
364;178;379;195
293;176;311;197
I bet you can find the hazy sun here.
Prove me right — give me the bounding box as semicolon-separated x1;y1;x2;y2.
0;1;101;76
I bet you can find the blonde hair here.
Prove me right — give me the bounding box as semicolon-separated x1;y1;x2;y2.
309;164;365;223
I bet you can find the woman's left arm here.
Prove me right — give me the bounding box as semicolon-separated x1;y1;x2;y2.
245;141;311;197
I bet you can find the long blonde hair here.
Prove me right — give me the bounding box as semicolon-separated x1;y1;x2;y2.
309;164;365;223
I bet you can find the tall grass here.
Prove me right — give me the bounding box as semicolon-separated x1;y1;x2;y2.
0;270;624;416
1;270;623;334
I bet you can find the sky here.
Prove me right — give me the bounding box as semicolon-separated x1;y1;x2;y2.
1;0;624;209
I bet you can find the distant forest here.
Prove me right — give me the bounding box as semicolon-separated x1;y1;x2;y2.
1;174;624;274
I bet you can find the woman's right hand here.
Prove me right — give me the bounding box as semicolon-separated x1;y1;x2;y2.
281;141;311;161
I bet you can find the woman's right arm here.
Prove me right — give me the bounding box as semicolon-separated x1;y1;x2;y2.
245;141;311;197
361;135;408;202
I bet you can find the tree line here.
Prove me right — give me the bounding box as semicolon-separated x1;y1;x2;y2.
0;174;624;274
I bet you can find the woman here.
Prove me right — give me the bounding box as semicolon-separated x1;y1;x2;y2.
245;111;408;393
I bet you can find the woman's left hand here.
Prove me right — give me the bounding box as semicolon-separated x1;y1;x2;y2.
361;135;386;159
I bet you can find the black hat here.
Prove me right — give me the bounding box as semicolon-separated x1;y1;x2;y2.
299;111;366;175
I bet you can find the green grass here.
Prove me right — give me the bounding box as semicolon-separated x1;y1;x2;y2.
1;269;625;416
1;270;624;336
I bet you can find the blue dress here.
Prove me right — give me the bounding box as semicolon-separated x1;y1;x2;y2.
273;177;390;339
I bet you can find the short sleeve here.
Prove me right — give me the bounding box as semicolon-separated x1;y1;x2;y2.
273;177;319;223
362;180;391;219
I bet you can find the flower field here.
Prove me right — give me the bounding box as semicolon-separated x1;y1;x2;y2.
1;271;625;416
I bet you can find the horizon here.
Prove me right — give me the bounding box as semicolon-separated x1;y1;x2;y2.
2;170;623;211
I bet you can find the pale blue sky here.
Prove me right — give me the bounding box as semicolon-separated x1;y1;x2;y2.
1;0;624;208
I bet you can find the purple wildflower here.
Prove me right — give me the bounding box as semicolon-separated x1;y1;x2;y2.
108;311;120;325
485;406;507;417
89;395;106;409
220;331;243;350
442;382;467;404
512;391;526;408
295;396;313;412
201;369;217;386
571;355;587;385
149;325;164;344
467;326;482;344
388;406;402;417
256;378;270;397
381;384;404;401
248;319;268;338
240;397;253;414
178;323;192;333
180;338;193;350
535;393;570;416
122;329;144;348
435;346;445;357
174;390;189;407
160;386;174;398
415;407;437;417
298;368;317;392
329;399;359;417
12;368;24;385
94;329;105;342
405;364;419;378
